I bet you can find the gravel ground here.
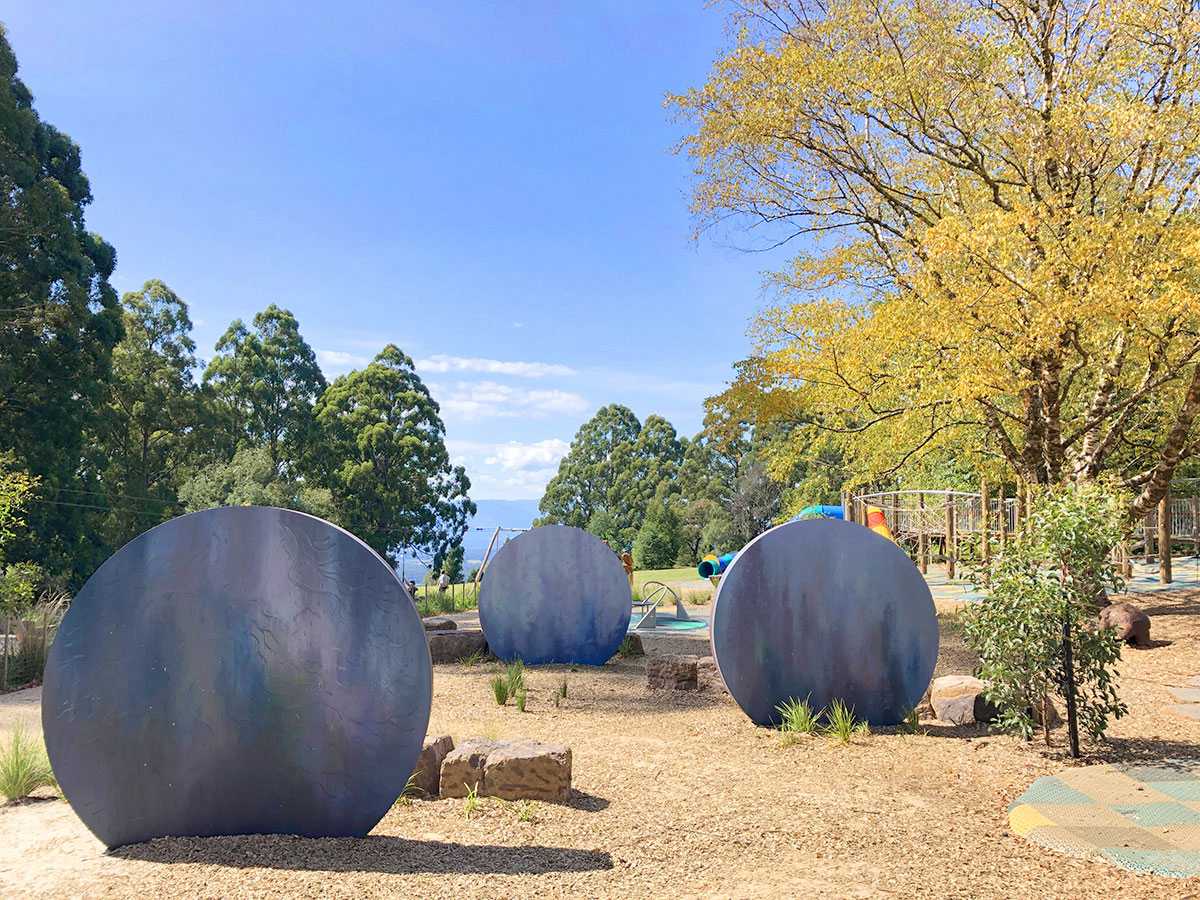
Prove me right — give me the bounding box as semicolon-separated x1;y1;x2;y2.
2;593;1198;898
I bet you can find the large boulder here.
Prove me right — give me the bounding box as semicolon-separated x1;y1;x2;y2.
422;617;457;632
409;734;454;799
439;738;498;798
439;738;572;803
929;675;997;725
647;654;699;690
427;630;488;664
1099;602;1151;647
482;739;572;803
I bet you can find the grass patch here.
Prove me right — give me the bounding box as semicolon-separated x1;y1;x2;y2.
458;648;487;667
490;674;510;706
777;696;822;736
515;689;527;713
505;660;525;698
616;635;642;658
515;799;538;823
824;699;869;743
463;782;481;820
0;726;56;802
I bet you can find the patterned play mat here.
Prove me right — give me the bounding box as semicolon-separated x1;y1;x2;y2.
1009;760;1200;878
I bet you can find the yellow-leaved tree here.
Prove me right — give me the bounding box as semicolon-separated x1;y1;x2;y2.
672;0;1200;517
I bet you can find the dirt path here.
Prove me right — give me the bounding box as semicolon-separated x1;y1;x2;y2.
2;592;1197;897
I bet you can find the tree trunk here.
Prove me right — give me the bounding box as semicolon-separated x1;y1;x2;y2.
1159;492;1172;584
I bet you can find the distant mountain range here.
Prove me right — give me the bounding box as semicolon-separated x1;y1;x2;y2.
394;498;540;583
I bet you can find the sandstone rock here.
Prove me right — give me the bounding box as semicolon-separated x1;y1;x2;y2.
1099;602;1151;647
409;734;454;799
439;738;573;803
428;629;488;664
439;738;499;798
482;739;572;803
647;654;699;690
422;616;457;632
929;675;997;725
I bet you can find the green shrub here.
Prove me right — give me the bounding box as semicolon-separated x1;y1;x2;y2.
504;660;525;698
0;726;56;802
490;675;510;706
633;502;684;569
776;696;821;735
824;699;868;743
964;481;1127;756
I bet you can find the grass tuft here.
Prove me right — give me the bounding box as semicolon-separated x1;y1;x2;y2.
0;726;56;802
490;674;510;706
515;688;527;713
824;699;866;744
616;635;641;658
505;660;525;698
776;696;822;736
463;782;481;820
558;677;568;700
516;799;538;823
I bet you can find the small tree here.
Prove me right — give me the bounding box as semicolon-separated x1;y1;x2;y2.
964;481;1127;757
633;503;683;569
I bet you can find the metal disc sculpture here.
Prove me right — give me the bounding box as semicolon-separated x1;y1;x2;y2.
479;525;630;665
711;518;938;727
42;506;432;849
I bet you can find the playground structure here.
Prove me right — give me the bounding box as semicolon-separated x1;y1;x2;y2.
845;485;1200;585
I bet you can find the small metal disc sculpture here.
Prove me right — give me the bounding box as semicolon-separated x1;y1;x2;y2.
479;525;630;665
711;518;938;727
42;507;432;849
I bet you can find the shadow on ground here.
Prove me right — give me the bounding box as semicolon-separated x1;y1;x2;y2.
112;834;613;875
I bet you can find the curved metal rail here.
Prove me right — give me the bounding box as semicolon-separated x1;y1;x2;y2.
633;580;690;629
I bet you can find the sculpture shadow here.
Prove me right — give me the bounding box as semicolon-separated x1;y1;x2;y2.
112;834;613;876
565;790;609;812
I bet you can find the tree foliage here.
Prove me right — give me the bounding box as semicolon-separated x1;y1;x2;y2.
314;345;474;564
0;26;122;579
964;481;1128;754
178;446;336;522
204;304;326;473
633;501;684;569
89;280;206;547
540;405;684;547
674;0;1200;516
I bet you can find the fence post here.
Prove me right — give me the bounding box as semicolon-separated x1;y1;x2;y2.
40;607;48;668
945;496;956;580
1159;492;1172;584
1191;496;1200;555
918;492;928;573
979;477;990;571
998;483;1007;552
2;616;9;691
1144;513;1154;564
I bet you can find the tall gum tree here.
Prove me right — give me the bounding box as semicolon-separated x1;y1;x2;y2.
673;0;1200;517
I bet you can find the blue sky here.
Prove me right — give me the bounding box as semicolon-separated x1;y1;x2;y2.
5;2;788;499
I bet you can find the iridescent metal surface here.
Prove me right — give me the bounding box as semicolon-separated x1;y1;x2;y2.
42;507;432;849
711;519;938;727
479;525;630;665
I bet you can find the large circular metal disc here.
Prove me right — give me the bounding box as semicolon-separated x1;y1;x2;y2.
711;519;938;727
42;507;432;849
479;525;630;665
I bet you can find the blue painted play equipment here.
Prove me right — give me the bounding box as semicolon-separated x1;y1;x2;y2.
697;552;737;578
795;504;845;520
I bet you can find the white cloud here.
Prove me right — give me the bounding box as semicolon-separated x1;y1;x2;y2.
416;354;574;378
316;348;372;374
434;381;587;421
446;438;570;500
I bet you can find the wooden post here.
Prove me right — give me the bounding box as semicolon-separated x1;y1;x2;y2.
1159;492;1172;584
1144;513;1154;564
40;607;48;666
1185;494;1195;556
474;526;502;585
998;483;1007;552
918;492;928;574
980;477;991;570
945;496;956;580
2;616;8;691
